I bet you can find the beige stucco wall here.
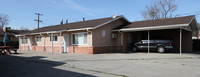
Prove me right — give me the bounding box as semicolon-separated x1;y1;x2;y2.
19;18;126;53
19;31;92;51
22;33;64;47
92;18;126;47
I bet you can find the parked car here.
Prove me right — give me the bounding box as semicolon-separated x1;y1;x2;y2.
132;39;174;53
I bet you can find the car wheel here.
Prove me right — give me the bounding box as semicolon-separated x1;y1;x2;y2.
157;46;165;53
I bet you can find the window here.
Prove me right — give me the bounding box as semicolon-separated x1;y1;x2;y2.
102;30;105;37
72;33;88;45
50;34;58;42
21;37;27;44
35;36;42;42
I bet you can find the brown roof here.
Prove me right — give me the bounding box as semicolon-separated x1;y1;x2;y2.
29;16;122;34
118;15;194;29
0;29;30;36
8;30;30;34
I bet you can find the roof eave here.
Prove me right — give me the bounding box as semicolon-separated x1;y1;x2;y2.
16;27;93;36
67;28;92;32
114;24;188;32
92;16;129;29
191;16;199;32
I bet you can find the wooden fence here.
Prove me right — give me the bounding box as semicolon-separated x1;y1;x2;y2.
193;39;200;51
0;41;19;48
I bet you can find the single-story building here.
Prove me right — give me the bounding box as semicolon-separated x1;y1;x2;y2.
17;15;199;54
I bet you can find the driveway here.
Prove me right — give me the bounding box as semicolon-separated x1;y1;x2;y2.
1;51;200;77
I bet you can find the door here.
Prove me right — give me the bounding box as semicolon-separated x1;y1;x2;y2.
63;33;69;53
127;33;132;51
29;36;32;51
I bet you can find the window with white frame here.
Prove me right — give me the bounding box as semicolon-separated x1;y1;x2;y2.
72;33;88;45
50;34;58;42
21;37;28;44
35;36;42;42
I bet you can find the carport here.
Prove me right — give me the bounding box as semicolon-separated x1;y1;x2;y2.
114;15;199;54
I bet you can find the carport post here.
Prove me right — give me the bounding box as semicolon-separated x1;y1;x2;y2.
43;35;45;51
18;37;20;51
148;30;150;53
23;36;25;51
51;34;53;53
59;32;62;54
180;28;182;55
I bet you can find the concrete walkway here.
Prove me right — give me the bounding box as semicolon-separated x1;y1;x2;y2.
1;51;200;77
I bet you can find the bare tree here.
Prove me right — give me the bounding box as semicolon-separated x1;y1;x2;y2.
159;0;177;18
0;14;10;29
142;1;161;20
142;0;177;20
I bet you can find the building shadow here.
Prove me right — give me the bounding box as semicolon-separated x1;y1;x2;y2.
0;55;96;77
183;51;200;55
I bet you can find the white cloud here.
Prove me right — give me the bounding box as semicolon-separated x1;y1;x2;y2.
63;0;94;16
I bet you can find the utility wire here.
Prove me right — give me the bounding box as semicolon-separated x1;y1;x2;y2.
176;11;200;17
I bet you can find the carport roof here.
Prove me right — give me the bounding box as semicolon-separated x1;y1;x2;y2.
114;15;195;31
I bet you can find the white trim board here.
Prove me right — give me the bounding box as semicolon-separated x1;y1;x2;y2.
16;28;92;36
67;28;92;32
115;24;188;32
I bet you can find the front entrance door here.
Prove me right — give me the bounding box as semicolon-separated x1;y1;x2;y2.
29;36;32;51
63;33;69;53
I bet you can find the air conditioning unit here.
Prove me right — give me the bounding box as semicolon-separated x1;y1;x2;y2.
111;33;118;39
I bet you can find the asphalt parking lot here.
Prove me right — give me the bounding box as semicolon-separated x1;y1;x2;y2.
1;51;200;77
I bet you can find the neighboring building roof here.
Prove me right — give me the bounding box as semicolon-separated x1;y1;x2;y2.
0;29;30;36
117;15;194;29
28;16;123;34
8;30;30;34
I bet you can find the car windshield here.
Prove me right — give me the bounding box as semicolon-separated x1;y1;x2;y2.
141;40;154;43
142;40;148;43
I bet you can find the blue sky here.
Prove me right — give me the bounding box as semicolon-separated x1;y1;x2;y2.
1;0;200;30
